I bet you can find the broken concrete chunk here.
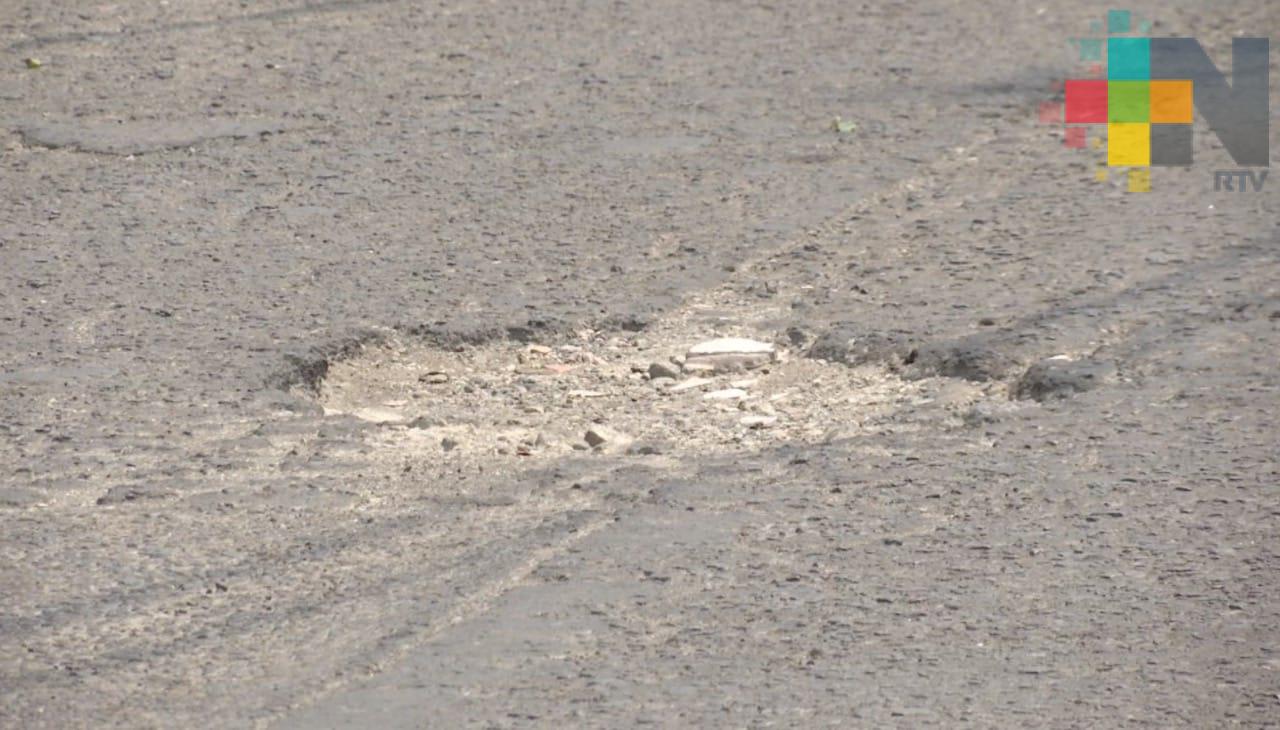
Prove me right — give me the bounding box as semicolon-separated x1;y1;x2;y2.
704;388;748;400
685;337;777;373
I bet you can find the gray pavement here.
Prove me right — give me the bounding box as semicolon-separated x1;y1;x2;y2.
1;1;1278;727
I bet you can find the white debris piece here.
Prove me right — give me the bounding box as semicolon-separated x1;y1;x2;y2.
685;337;777;373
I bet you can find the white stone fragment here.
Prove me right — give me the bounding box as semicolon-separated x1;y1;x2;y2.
684;338;777;373
686;337;776;356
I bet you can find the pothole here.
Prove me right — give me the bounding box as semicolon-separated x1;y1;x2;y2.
311;327;1010;463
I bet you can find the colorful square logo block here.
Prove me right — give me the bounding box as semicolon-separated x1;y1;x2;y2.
1150;80;1192;123
1109;81;1149;122
1108;37;1150;80
1108;122;1150;166
1151;123;1193;166
1065;79;1107;123
1035;10;1273;190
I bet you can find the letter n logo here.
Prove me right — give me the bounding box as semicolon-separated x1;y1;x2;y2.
1151;38;1270;167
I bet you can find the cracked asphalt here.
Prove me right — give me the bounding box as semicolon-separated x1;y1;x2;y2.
1;1;1278;727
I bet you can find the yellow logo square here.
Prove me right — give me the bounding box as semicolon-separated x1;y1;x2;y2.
1108;123;1150;166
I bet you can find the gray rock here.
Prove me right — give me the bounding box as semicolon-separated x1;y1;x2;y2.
584;425;632;451
648;361;681;380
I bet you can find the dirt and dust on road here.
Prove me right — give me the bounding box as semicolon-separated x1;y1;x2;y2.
1;1;1278;727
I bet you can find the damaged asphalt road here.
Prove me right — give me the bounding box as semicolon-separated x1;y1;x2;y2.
1;0;1278;727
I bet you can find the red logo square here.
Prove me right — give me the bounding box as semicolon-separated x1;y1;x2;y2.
1065;79;1107;123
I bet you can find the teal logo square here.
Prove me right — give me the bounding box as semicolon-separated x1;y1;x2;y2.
1108;37;1150;80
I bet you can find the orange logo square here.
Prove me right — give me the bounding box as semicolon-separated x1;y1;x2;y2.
1150;80;1192;123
